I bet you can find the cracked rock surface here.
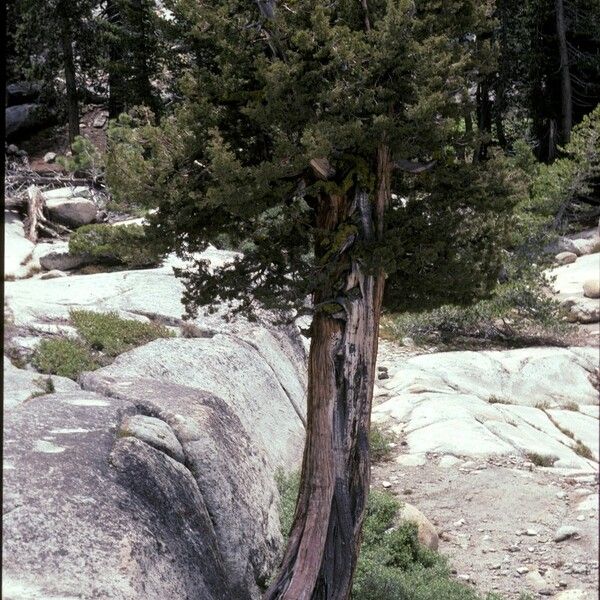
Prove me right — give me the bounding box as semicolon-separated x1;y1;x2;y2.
3;245;307;600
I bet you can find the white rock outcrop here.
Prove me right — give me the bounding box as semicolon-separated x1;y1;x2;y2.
373;347;599;470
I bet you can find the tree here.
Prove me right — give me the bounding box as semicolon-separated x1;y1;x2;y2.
492;0;600;160
10;0;100;143
107;1;515;596
103;0;164;117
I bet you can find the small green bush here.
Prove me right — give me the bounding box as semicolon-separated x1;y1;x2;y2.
274;475;509;600
32;338;97;380
525;452;557;467
57;135;104;178
70;310;174;356
370;425;396;463
274;469;301;542
69;224;165;269
573;441;594;459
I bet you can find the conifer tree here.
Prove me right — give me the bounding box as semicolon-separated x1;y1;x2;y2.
109;1;516;596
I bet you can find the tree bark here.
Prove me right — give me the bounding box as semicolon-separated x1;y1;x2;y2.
107;0;126;118
474;81;492;162
555;0;572;144
59;15;80;145
264;148;391;600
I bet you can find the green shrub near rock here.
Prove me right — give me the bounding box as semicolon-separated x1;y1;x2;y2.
275;474;532;600
32;310;175;380
69;224;165;269
70;310;174;356
369;425;396;463
32;338;98;380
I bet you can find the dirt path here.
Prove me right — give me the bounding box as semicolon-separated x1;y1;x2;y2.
371;456;598;599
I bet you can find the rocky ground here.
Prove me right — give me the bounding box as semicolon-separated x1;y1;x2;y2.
369;230;600;599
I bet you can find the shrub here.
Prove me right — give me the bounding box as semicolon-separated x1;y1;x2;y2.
32;338;97;380
525;452;557;467
69;224;165;269
274;475;509;600
380;265;572;350
370;424;396;463
70;310;174;357
57;135;104;181
573;441;594;460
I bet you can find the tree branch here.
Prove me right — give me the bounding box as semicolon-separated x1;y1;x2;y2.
392;159;437;174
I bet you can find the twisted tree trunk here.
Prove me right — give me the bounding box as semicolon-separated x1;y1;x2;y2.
265;148;391;600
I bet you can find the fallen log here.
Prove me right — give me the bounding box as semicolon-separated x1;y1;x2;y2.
22;185;72;242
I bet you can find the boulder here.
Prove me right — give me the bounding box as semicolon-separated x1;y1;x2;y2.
44;186;92;200
563;298;600;324
3;359;80;410
4;211;34;279
583;279;600;299
397;502;439;551
6;82;41;106
80;336;306;469
572;236;600;256
43;151;57;163
3;246;308;598
555;251;577;265
556;237;582;256
45;196;98;228
5;103;50;138
373;347;599;470
39;250;92;272
3;390;241;600
39;269;67;280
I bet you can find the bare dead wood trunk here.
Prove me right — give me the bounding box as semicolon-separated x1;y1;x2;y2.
265;148;391;600
555;0;573;144
26;186;44;242
23;185;72;241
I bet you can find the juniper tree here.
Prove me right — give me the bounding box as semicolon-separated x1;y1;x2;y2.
109;1;516;597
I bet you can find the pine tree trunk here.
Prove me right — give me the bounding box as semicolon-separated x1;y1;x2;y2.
265;149;391;600
59;16;80;145
555;0;572;144
107;0;125;118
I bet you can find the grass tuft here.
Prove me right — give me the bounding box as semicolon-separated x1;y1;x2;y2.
32;338;97;380
370;424;396;463
70;310;174;357
525;452;557;467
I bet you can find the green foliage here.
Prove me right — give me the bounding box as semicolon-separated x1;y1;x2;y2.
70;309;174;357
32;338;97;380
274;469;301;543
511;106;600;243
57;136;104;178
69;223;165;268
102;0;519;321
275;475;511;600
32;311;174;380
573;441;594;460
381;273;570;348
370;425;396;463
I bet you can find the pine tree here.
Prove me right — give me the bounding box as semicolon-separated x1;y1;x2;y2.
104;0;163;117
10;0;101;143
108;1;516;596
